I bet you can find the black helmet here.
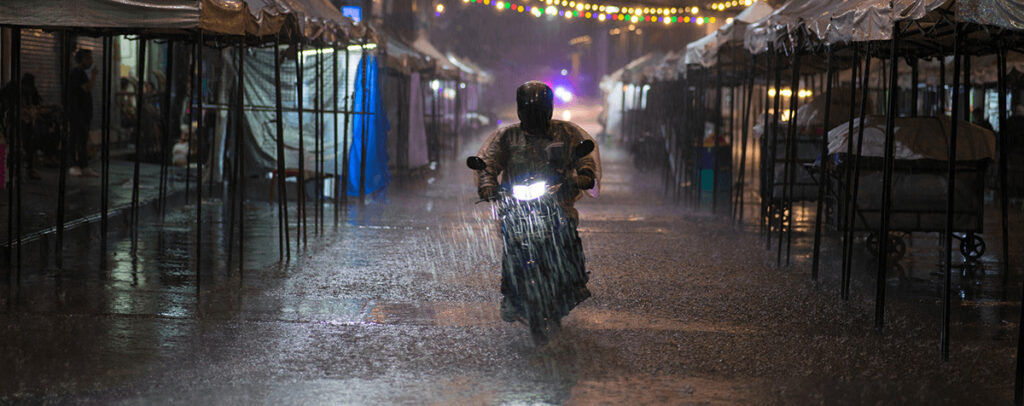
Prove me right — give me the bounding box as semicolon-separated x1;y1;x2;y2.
516;81;553;134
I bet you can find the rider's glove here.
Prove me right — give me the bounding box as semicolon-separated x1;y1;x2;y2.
478;186;497;201
575;168;596;190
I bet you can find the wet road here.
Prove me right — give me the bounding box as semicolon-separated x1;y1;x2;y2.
2;108;1021;404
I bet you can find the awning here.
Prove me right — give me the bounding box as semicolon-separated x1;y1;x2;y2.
411;35;461;79
620;52;663;84
744;0;949;54
445;53;492;84
821;0;947;44
957;0;1024;30
686;1;774;67
0;0;369;46
381;32;432;73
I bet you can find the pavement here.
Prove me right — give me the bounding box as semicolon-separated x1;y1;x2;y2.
1;103;1022;404
0;158;189;247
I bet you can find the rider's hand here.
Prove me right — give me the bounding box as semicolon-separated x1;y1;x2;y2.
575;169;595;190
478;186;497;201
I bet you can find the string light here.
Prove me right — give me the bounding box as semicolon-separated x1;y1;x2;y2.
710;0;754;11
446;0;721;25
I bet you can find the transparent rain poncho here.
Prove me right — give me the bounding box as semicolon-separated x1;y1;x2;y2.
473;119;602;220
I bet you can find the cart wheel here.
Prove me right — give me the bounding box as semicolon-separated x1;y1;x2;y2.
959;233;986;261
890;234;907;261
866;233;879;255
866;233;906;261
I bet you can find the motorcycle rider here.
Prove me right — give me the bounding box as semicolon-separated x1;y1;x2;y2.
474;81;601;323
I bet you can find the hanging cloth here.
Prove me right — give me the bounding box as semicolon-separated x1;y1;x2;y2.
348;53;391;197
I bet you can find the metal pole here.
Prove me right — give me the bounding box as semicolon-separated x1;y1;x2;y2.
11;27;22;304
185;50;193;205
767;51;783;249
942;22;962;361
56;32;72;269
159;41;173;221
341;46;350;209
998;49;1011;280
840;45;861;295
674;77;689;203
781;51;801;267
939;56;946;116
712;63;722;214
728;48;738;223
295;40;306;246
760;54;772;237
317;49;324;235
812;46;834;281
101;35;112;270
876;21;901;330
843;44;872;300
193;33;203;296
911;57;919;117
314;49;322;235
237;42;245;276
226;47;238;272
5;27;13;271
226;46;239;273
333;46;339;227
131;38;146;258
963;55;971;121
736;56;755;226
1011;48;1024;401
273;38;289;260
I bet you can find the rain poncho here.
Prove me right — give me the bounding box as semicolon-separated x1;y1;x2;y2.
474;119;602;221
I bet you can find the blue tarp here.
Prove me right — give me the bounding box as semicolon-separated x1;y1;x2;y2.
347;54;390;197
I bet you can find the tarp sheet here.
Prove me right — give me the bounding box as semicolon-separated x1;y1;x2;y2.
745;0;831;54
619;52;662;84
383;34;431;73
411;35;460;78
0;0;365;45
685;1;774;67
821;0;947;43
795;87;875;133
958;0;1024;30
744;0;947;53
348;54;391;196
827;115;996;160
237;47;356;175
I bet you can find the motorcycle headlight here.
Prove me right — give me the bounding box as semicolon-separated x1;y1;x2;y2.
512;181;547;201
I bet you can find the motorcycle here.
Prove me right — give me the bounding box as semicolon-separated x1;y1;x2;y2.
467;139;595;345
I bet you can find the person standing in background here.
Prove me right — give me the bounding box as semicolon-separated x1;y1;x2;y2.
67;49;98;177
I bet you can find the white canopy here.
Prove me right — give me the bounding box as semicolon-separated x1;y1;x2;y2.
684;1;774;67
411;35;459;77
744;0;948;53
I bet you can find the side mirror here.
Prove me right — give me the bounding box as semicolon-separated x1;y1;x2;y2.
575;140;595;158
466;156;487;170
